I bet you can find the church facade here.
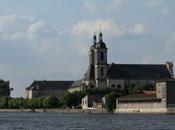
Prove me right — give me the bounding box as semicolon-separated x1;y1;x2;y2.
68;32;174;92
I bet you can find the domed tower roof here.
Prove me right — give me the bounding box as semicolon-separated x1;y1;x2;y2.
89;44;95;52
96;31;107;49
89;33;97;52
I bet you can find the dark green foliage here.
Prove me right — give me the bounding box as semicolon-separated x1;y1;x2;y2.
36;97;45;108
0;97;9;108
43;96;59;108
27;98;38;109
133;85;145;93
8;98;19;109
105;91;119;112
63;91;85;108
127;84;154;94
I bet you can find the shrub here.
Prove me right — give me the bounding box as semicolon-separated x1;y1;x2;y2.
105;91;118;112
43;96;59;108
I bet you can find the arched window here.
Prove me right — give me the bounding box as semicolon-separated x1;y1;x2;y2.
101;52;104;60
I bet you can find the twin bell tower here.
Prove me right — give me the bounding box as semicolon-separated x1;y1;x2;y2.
89;31;108;88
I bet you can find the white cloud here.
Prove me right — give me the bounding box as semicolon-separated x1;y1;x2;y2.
129;23;150;35
0;14;34;40
0;14;64;57
72;19;124;38
27;21;57;40
72;19;150;38
82;0;123;13
0;14;88;97
165;33;175;52
10;32;24;41
148;0;169;15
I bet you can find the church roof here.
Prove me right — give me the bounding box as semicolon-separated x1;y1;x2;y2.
26;80;73;91
70;79;83;88
107;63;172;80
84;64;95;80
96;41;107;49
89;44;95;52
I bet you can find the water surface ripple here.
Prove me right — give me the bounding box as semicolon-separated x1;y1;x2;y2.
0;112;175;130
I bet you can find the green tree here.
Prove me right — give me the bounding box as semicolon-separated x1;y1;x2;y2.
36;97;45;108
105;91;118;112
133;85;144;93
43;96;59;108
0;96;9;108
63;91;85;108
17;97;28;109
8;98;19;109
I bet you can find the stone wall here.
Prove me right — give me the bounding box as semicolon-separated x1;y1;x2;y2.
117;101;165;109
115;108;167;113
27;89;66;99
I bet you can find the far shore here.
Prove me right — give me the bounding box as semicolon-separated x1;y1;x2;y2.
1;109;175;114
0;108;108;113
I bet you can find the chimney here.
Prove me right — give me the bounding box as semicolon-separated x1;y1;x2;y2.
166;61;174;78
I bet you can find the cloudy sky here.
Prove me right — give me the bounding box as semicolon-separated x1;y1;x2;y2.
0;0;175;97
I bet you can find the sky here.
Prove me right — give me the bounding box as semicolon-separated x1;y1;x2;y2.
0;0;175;97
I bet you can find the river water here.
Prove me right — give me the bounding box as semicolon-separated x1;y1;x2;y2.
0;112;175;130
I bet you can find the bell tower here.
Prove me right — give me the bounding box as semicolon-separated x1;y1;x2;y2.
94;31;108;88
89;33;96;65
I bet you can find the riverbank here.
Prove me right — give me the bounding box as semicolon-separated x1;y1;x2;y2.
1;108;175;113
0;109;108;113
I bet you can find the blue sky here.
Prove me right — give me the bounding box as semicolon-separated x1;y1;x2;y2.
0;0;175;97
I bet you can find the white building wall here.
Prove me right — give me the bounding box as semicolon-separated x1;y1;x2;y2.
68;87;81;93
81;96;88;109
117;101;165;109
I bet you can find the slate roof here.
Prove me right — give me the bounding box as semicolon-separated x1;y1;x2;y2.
117;94;161;102
89;44;95;52
26;80;74;91
70;79;83;88
84;64;95;80
96;40;107;49
108;63;171;80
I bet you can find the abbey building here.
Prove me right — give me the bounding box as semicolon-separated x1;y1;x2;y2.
68;32;174;92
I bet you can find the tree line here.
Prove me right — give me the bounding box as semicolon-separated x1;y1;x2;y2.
0;84;152;111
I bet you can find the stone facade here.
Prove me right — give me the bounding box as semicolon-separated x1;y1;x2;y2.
69;32;173;92
115;80;175;113
26;80;73;99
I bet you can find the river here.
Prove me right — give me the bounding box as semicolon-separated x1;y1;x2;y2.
0;112;175;130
